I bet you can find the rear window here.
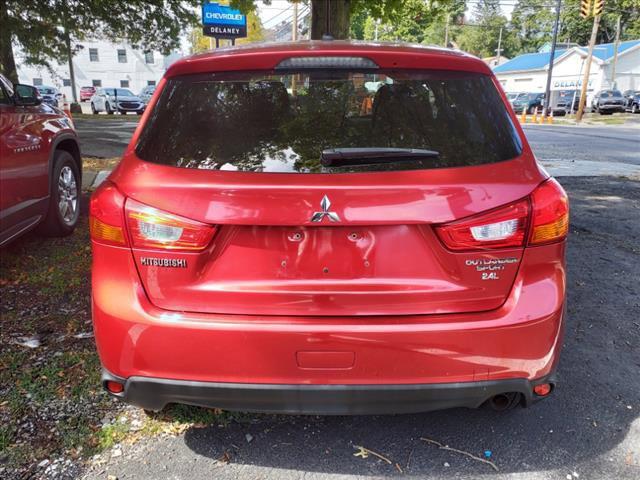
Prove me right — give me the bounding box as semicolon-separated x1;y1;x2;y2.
136;69;522;173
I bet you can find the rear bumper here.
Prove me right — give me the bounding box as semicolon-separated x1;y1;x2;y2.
598;104;625;111
92;241;566;413
102;369;556;414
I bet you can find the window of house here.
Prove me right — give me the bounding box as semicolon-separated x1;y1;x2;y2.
120;80;130;88
33;78;43;86
89;48;99;62
118;49;127;63
145;51;154;64
63;79;71;87
147;80;156;86
92;79;102;87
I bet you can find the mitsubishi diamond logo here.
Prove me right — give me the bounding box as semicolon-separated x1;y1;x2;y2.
311;195;340;222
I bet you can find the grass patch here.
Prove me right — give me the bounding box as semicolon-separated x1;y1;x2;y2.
83;157;121;171
0;212;231;475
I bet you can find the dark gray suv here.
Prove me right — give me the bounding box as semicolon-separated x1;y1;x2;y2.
590;90;626;115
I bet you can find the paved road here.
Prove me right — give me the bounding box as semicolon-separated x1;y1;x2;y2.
81;175;640;480
74;118;140;159
75;118;640;178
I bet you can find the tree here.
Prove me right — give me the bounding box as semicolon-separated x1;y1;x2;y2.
0;0;200;86
510;0;640;53
510;0;556;53
351;0;446;43
455;0;517;58
558;0;640;45
232;1;457;40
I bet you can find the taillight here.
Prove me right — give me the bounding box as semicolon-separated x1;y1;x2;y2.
529;178;569;245
435;199;530;251
125;199;216;251
435;178;569;251
89;181;127;246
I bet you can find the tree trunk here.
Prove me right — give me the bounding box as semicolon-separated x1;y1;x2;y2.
311;0;350;40
0;0;18;83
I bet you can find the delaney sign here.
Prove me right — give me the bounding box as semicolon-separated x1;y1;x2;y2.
202;2;247;39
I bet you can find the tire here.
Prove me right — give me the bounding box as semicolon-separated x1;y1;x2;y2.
91;102;98;114
106;102;113;115
136;110;143;115
37;150;80;237
632;104;638;114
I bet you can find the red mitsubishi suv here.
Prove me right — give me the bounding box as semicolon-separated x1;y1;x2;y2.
1;74;81;246
90;42;568;414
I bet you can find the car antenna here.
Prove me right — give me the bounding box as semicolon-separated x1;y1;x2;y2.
322;0;333;41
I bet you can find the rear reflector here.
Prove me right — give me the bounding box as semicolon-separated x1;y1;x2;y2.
275;56;378;70
533;383;552;396
105;381;124;394
435;199;530;251
125;199;216;251
529;178;569;245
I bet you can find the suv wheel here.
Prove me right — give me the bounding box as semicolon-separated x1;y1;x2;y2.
106;102;113;115
632;103;639;114
91;102;98;114
37;150;80;237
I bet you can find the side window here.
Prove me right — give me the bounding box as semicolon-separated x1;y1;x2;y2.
120;80;130;88
89;48;99;62
144;51;154;64
0;84;11;105
118;49;127;63
92;79;102;87
147;80;156;86
33;78;43;86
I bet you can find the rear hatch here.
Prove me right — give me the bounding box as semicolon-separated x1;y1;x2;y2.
117;61;542;317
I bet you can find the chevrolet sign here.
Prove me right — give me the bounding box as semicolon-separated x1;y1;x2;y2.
202;2;247;39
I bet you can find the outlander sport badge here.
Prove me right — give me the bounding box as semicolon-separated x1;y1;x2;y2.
311;195;340;222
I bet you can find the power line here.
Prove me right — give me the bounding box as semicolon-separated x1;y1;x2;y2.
262;5;294;28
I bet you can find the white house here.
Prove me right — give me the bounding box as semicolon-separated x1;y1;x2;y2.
493;39;640;106
16;39;178;100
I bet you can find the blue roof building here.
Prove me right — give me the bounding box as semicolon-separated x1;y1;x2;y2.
492;39;640;105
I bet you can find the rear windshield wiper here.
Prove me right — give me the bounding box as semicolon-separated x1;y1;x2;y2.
321;148;439;167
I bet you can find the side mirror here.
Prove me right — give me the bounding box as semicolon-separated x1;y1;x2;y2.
14;84;42;106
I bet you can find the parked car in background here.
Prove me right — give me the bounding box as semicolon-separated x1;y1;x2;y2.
511;92;545;114
590;90;626;114
555;90;580;113
0;74;82;246
622;90;640;113
506;92;522;105
138;85;156;105
90;88;145;115
80;86;96;102
36;85;62;108
91;42;567;415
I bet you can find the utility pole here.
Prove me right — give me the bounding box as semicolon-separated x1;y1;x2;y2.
542;0;562;117
576;13;601;122
64;28;77;103
610;15;621;88
444;13;450;48
495;26;503;62
292;1;298;41
374;19;379;41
